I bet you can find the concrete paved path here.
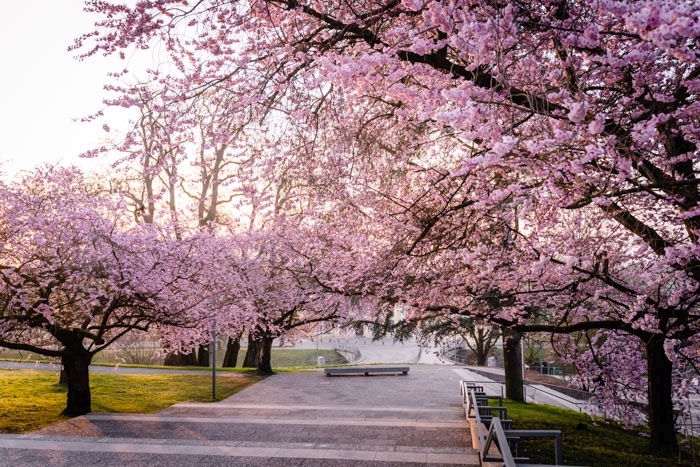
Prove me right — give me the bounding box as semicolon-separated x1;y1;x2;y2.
455;366;598;415
292;336;444;365
0;366;479;466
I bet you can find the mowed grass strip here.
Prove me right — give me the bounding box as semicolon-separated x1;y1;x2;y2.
0;369;263;434
237;348;347;367
2;348;346;369
501;399;698;466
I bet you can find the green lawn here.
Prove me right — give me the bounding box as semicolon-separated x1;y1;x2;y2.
2;348;346;368
236;348;347;367
0;369;263;434
500;399;698;466
0;347;342;434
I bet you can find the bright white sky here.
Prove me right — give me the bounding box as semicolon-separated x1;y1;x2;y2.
0;1;148;177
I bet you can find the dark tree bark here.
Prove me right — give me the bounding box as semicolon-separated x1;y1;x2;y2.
646;335;678;450
61;346;93;417
197;343;210;367
258;334;274;375
474;343;487;366
503;328;525;402
163;351;197;366
222;337;241;368
58;368;68;386
464;322;500;366
243;333;262;368
473;326;488;366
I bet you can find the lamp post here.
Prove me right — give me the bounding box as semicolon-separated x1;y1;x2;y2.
521;337;526;382
211;296;217;400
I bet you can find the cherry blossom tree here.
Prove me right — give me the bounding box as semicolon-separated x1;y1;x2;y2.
209;210;373;373
77;0;700;449
91;82;272;365
0;166;211;416
427;317;501;367
97;84;187;229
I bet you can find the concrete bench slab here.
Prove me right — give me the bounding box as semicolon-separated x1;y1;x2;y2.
324;366;409;376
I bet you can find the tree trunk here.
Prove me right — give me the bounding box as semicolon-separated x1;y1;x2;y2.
61;348;93;417
503;328;525;402
197;343;210;367
258;334;274;375
222;337;241;368
475;328;487;366
243;334;262;368
164;352;190;366
646;336;678;450
58;368;68;386
163;351;197;366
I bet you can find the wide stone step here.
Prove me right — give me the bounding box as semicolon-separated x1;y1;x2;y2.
88;412;467;425
161;402;466;421
73;413;469;448
2;366;480;466
0;435;480;466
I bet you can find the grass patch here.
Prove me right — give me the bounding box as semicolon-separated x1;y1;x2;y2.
1;348;346;369
0;369;263;434
501;399;698;466
243;348;346;368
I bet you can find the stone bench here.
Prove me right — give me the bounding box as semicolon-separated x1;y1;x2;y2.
324;366;409;376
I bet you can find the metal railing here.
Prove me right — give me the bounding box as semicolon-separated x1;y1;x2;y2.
462;375;593;413
526;384;592;413
461;380;584;467
460;379;505;401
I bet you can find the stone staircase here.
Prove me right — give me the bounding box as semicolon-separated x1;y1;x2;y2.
0;367;480;466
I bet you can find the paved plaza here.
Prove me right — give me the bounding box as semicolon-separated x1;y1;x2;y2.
0;366;480;466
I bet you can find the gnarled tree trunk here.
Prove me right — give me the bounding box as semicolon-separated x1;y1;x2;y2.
197;343;210;367
58;368;68;386
222;337;241;368
163;350;197;366
243;333;262;368
61;346;93;417
258;334;274;375
474;327;488;366
646;335;678;450
503;328;524;402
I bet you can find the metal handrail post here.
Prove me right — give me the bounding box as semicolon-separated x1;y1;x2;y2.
483;417;517;467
